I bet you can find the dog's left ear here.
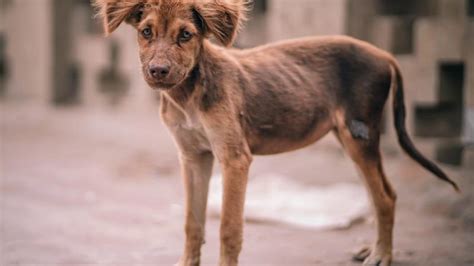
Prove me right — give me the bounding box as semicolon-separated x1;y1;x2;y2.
93;0;144;36
193;0;247;47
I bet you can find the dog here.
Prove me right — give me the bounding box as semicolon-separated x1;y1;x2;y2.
93;1;459;265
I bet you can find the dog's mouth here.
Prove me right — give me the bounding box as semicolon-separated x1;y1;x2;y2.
143;71;187;91
149;81;177;90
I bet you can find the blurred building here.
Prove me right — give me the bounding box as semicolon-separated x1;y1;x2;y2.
1;0;152;110
1;0;473;166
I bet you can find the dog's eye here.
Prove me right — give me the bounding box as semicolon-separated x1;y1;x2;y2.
179;30;193;43
142;27;153;39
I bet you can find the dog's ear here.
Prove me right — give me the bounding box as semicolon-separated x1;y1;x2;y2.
93;0;144;35
193;0;247;47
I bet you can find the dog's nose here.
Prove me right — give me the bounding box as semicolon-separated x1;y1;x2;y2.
149;65;170;79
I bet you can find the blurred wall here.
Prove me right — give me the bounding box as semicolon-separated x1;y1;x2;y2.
238;0;348;47
1;0;52;103
1;0;154;110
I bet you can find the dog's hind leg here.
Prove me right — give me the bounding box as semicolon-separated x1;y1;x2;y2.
334;111;396;266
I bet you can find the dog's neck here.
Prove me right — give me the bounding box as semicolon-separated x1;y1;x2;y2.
163;40;233;109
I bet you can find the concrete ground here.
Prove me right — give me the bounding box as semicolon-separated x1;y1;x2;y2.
1;102;473;265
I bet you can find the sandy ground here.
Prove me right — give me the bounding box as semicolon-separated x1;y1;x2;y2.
1;102;474;265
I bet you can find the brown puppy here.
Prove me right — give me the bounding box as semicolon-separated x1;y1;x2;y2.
93;1;459;265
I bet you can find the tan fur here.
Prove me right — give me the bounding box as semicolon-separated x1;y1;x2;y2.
93;1;458;265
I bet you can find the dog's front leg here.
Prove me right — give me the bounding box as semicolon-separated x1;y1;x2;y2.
218;150;252;266
197;103;252;265
178;152;214;266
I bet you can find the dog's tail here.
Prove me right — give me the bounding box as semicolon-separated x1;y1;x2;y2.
389;61;460;192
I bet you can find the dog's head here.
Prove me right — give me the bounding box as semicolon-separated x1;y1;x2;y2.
94;0;246;90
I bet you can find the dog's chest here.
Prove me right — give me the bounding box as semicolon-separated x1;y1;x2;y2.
161;98;212;153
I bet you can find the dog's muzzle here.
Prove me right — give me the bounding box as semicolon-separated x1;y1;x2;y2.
149;64;171;80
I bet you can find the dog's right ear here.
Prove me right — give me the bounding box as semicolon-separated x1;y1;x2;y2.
93;0;144;35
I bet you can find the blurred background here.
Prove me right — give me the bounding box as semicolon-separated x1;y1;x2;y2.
1;0;473;265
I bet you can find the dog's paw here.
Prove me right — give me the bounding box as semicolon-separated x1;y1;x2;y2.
362;253;391;266
174;257;200;266
352;246;371;262
352;246;391;266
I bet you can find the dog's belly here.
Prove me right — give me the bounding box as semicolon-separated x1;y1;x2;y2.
247;118;333;155
240;66;334;154
242;90;334;155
